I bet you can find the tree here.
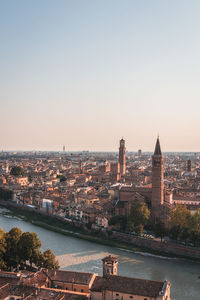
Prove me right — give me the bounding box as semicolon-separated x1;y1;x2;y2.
0;227;59;271
108;215;127;231
0;258;6;270
0;187;13;200
10;166;24;176
4;227;22;270
135;224;144;235
191;209;200;231
128;202;150;234
170;205;191;229
188;209;200;246
190;229;200;247
0;227;5;238
169;205;191;242
153;221;167;242
18;232;42;268
57;175;67;182
0;228;6;270
169;225;182;242
180;227;190;243
39;249;59;269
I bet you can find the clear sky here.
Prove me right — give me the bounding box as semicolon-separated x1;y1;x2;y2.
1;0;200;152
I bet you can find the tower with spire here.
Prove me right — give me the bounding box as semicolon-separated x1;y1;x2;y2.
119;138;126;176
152;137;164;214
78;154;82;174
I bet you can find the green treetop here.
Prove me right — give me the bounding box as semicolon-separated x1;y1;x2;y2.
10;166;24;176
128;202;150;234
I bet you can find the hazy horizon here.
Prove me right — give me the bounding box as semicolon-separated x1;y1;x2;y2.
1;1;200;152
1;148;200;154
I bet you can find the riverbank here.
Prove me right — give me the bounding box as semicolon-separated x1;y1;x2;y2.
0;204;147;252
0;202;200;262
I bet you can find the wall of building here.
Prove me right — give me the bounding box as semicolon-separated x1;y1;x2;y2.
53;281;89;293
90;291;102;300
105;290;152;300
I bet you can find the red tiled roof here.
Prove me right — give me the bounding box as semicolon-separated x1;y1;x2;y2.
91;275;164;298
47;270;94;285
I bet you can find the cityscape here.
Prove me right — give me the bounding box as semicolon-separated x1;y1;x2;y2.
0;138;200;299
1;1;200;300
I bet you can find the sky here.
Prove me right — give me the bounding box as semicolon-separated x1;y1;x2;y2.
1;0;200;152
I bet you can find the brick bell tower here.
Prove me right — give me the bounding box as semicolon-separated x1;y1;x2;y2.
102;255;118;277
152;137;164;214
119;138;126;176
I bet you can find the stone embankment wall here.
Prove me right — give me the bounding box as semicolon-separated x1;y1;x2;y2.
111;231;200;259
1;199;200;259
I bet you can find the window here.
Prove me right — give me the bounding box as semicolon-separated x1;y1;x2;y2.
130;297;133;299
116;294;119;296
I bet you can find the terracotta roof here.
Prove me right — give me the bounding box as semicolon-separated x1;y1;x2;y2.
48;270;94;285
102;255;118;262
173;195;200;202
0;276;20;286
2;284;35;298
0;283;10;299
91;275;164;297
22;270;48;287
32;288;65;299
0;284;89;300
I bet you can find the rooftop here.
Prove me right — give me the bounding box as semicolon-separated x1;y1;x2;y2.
47;269;94;285
91;275;166;298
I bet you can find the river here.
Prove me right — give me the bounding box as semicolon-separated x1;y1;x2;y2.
0;214;199;300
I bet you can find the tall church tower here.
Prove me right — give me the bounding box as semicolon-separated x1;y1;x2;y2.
119;138;126;175
78;154;82;174
152;137;164;212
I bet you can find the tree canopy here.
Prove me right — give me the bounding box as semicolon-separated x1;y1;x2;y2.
10;166;24;176
0;187;13;200
108;215;127;231
0;227;59;271
169;206;200;246
18;232;42;267
40;249;59;269
153;221;167;242
128;202;150;234
4;227;22;269
57;174;67;182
